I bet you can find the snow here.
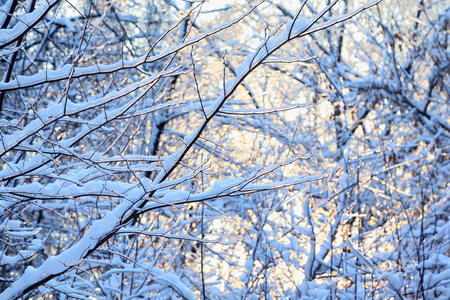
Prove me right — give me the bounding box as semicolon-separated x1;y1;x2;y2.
0;201;131;299
0;15;245;91
1;219;21;230
0;54;158;91
289;17;313;36
382;272;403;291
52;17;76;32
1;0;446;298
162;152;180;173
0;1;14;27
183;127;201;145
161;190;190;203
6;227;41;238
0;102;65;155
153;271;196;300
234;18;312;80
0;0;59;47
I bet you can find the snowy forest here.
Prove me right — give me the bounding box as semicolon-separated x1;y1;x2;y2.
0;0;448;298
